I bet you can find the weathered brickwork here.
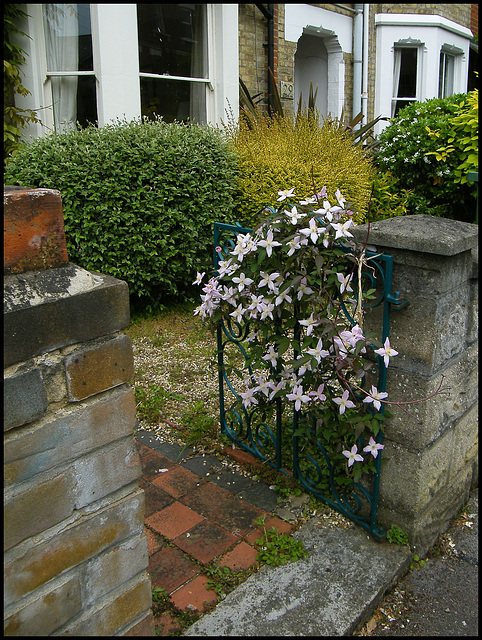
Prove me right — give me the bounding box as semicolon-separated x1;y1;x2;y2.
238;4;270;109
3;187;154;636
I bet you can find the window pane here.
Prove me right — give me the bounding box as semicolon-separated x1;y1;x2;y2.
439;52;455;98
397;48;417;98
140;77;206;124
137;4;207;78
50;75;97;132
43;4;93;72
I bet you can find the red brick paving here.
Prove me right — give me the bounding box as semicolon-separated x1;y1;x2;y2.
173;519;238;565
138;441;297;636
179;481;264;535
148;545;200;593
151;464;201;498
145;500;204;539
219;541;260;571
170;575;218;612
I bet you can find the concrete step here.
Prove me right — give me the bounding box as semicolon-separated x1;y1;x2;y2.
184;518;412;636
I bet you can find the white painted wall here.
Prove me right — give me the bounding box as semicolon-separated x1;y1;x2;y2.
285;4;353;120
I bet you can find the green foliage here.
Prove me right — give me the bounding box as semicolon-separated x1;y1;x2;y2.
4;5;40;162
180;400;217;447
410;553;427;570
254;515;307;566
429;88;478;186
375;94;476;222
4;118;238;311
204;563;246;600
369;170;412;222
224;109;375;225
386;524;409;546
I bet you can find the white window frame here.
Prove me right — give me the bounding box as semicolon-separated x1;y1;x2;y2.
391;42;423;118
14;4;238;142
374;13;472;136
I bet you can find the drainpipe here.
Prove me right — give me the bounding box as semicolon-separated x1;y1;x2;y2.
362;4;369;123
255;3;274;115
353;4;363;121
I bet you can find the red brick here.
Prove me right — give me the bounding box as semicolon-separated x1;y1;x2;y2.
245;517;296;546
144;527;165;556
179;482;264;536
136;445;177;481
148;546;199;594
172;520;237;565
153;611;183;636
151;465;201;498
265;516;296;535
145;501;204;540
140;482;174;518
170;575;218;612
4;187;68;274
219;541;259;571
223;446;264;470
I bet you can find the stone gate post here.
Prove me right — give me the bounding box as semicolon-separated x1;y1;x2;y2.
353;214;478;555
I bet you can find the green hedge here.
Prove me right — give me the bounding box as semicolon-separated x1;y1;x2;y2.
4;118;238;311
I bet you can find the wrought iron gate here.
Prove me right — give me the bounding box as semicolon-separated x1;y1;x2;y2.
213;221;408;540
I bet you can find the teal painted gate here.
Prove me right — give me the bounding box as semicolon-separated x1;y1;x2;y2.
213;220;408;540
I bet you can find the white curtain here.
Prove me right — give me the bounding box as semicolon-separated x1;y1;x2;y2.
391;48;402;118
43;4;79;132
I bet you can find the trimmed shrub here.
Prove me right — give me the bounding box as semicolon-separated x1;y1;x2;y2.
224;111;375;225
4;118;238;311
374;93;476;222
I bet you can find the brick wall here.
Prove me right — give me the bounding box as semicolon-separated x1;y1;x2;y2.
3;187;154;636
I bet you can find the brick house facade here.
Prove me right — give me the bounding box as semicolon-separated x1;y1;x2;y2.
238;4;476;134
9;4;478;141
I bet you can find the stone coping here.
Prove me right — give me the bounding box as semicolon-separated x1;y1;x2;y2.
352;214;478;257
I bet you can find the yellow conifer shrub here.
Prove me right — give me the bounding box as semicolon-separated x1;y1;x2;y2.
226;111;375;225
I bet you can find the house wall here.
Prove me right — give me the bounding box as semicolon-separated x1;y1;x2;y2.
4;187;154;636
238;3;474;129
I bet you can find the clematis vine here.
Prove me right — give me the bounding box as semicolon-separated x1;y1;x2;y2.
193;184;407;484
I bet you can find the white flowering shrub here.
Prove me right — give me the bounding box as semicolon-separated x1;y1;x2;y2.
194;187;399;487
375;94;475;222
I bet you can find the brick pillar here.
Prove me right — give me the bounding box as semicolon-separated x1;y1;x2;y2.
3;187;154;636
353;214;478;555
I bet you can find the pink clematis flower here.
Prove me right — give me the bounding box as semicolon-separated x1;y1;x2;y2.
362;385;389;411
363;436;384;459
374;337;399;368
286;385;311;412
342;444;364;467
333;389;356;415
